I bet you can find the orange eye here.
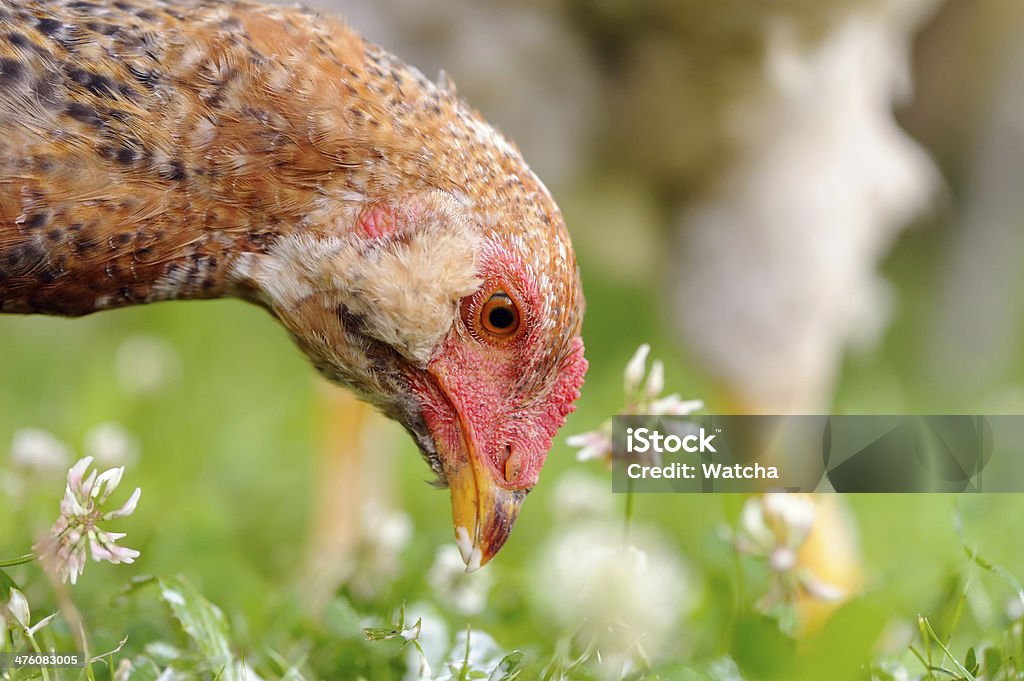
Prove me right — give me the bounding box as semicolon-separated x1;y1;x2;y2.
480;291;520;337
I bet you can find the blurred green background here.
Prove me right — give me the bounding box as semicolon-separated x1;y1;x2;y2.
4;0;1024;679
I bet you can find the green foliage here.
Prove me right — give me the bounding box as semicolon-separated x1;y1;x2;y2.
1;195;1024;679
124;575;240;680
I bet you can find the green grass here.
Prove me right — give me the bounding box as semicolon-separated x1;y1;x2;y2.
2;234;1024;679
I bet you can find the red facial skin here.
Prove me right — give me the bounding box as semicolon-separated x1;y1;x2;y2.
406;239;587;566
428;333;587;489
422;243;587;490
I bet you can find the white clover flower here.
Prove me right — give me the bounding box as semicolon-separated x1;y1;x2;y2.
568;343;703;466
734;494;845;609
736;493;815;564
10;428;70;475
566;428;612;463
800;576;845;602
531;523;697;659
84;422;140;467
649;395;704;417
427;544;493;616
623;343;651;396
644;359;665;399
34;456;142;585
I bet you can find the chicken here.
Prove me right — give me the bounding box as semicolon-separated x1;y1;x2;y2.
0;0;587;570
671;4;937;413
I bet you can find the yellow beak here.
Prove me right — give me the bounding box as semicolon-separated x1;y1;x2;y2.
445;440;526;572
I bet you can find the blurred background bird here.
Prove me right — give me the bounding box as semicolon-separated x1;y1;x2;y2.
0;0;587;574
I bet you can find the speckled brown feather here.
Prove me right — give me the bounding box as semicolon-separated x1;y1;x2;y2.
0;1;577;310
0;0;583;424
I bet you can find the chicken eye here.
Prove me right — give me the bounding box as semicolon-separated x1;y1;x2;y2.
480;291;520;337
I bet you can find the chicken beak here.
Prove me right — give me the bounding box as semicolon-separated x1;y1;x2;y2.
444;440;526;572
420;360;529;572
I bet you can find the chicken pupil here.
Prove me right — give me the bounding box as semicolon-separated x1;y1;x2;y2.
489;306;515;329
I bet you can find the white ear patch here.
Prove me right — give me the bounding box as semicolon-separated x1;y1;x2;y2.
327;216;482;364
232;192;483;366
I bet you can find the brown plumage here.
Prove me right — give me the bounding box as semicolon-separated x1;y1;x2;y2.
0;0;587;569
